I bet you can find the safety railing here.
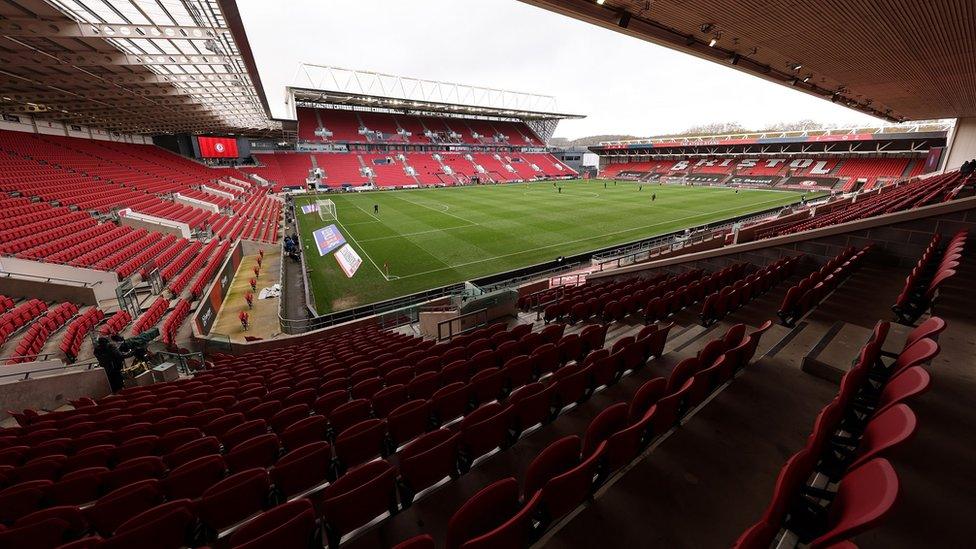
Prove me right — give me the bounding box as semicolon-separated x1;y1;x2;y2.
436;308;488;341
0;359;99;382
0;269;104;288
279;283;467;334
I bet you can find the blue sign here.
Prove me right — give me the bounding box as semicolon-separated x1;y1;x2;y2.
312;224;346;256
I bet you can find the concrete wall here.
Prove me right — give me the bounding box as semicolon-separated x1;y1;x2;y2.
118;212;190;239
945;116;976;171
0;368;110;418
0;113;150;144
0;275;97;306
0;256;119;303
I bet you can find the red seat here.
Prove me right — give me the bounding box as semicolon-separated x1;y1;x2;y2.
0;516;72;549
278;415;326;452
808;459;900;548
508;382;553;439
329;399;371;436
388;400;431;448
227;498;318;549
162;454;226;500
431;383;471;426
270;441;333;500
99;456;167;493
523;435;604;526
47;466;106;506
226;434;281;472
199;468;272;536
334;419;387;473
85;479;165;536
446;477;541;549
222;420;269;453
163;436;221;468
97;499;195;549
317;460;398;548
397;429;460;506
0;479;51;523
270;404;310;434
456;402;510;473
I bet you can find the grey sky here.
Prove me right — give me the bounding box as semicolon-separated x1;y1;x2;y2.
237;0;881;140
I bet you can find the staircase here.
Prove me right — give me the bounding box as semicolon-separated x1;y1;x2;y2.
901;159;918;178
356;155;375;186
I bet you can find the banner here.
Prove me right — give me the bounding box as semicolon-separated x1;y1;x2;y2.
616;171;648;180
727;175;780;186
685;173;726;183
780;176;841;191
312;224;346;256
198;136;239;158
334;244;363;278
301;203;319;214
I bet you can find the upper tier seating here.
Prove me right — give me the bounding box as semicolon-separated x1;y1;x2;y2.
602;156;925;187
245;152;574;189
295;108;544;148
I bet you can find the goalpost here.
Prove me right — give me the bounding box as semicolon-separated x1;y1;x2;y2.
317;199;337;223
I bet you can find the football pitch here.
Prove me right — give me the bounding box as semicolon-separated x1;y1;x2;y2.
295;180;810;313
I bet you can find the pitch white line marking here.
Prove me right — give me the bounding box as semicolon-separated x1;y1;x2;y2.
386;192;480;225
357;223;477;242
383;194;796;280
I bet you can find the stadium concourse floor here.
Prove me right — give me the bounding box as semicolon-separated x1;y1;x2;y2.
210;248;282;342
338;254;976;549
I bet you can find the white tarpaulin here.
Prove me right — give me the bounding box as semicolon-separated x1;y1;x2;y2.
334;244;363;278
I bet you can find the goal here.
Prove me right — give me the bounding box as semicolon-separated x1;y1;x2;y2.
317;199;337;223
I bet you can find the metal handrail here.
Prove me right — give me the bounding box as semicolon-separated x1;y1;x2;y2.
0;359;100;381
436;308;488;341
0;270;104;287
278;283;466;334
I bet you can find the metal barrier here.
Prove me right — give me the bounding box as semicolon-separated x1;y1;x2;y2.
436;308;488;341
154;350;207;375
279;283;467;334
0;269;103;288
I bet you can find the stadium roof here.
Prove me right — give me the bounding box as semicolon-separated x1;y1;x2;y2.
0;0;279;136
595;122;954;147
288;64;585;122
519;0;976;123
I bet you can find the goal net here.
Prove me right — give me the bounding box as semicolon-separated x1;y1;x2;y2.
317;199;337;223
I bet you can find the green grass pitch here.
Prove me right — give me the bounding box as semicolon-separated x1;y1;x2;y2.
294;180;810;313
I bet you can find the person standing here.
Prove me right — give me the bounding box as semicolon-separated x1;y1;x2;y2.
245;290;254;309
374;204;379;214
94;336;124;393
239;310;249;332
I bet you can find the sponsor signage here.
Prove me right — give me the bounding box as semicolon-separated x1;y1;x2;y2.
616;171;648;179
685;173;726;183
312;224;346;256
334;244;363;278
301;203;319;214
727;175;780;186
781;176;841;191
